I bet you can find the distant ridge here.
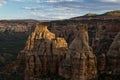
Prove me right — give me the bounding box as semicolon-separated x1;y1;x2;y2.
71;10;120;20
102;10;120;16
84;13;98;17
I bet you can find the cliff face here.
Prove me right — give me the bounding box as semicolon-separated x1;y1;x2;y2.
21;25;97;80
0;17;119;67
24;26;55;51
23;26;68;80
1;23;119;80
106;32;120;75
0;21;36;68
59;25;97;80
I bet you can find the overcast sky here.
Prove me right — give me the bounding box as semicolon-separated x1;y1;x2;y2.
0;0;120;20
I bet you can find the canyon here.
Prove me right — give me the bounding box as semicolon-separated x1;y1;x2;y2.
0;10;120;80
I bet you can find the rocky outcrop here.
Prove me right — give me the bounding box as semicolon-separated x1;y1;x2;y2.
106;32;120;75
22;25;98;80
59;25;97;80
0;22;119;80
24;25;68;80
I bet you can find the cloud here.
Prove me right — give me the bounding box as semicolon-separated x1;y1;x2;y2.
12;0;22;2
23;6;43;11
51;1;120;11
98;0;120;3
12;0;82;3
23;6;75;12
33;0;82;3
0;0;7;6
44;0;80;3
22;0;120;20
23;5;82;19
30;11;79;20
1;0;120;20
12;0;28;2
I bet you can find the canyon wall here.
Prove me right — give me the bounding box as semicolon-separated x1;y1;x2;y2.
106;32;120;75
21;25;98;80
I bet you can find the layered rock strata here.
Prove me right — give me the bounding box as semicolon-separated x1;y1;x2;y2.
24;26;68;80
20;25;97;80
59;25;97;80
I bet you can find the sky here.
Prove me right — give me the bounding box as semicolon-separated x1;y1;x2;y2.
0;0;120;20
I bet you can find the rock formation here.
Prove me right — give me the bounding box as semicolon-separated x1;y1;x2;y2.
106;32;120;75
24;25;68;80
59;25;97;80
21;25;98;80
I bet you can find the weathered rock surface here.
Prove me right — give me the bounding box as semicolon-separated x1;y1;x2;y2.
106;32;120;75
21;25;98;80
97;53;106;74
24;25;68;80
59;25;97;80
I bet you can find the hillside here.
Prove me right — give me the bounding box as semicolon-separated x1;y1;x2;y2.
71;10;120;20
84;13;98;17
102;10;120;16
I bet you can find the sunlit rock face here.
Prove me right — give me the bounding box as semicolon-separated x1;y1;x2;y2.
17;25;98;80
24;26;55;51
23;25;68;80
59;25;97;80
106;32;120;75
